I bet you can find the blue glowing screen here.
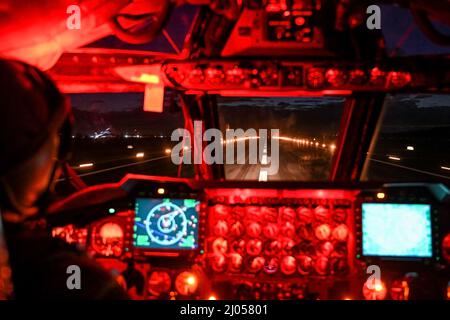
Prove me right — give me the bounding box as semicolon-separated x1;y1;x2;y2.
362;203;433;258
134;198;199;250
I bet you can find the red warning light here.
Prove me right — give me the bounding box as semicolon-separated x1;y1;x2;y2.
370;67;387;86
306;68;325;89
325;68;348;87
388;71;412;88
349;69;368;85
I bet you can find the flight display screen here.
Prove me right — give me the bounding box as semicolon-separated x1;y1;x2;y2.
362;203;433;258
134;198;200;250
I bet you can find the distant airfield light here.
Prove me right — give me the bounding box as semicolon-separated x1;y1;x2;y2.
388;156;401;161
79;163;93;168
127;145;134;149
136;152;145;158
157;188;165;195
376;192;386;199
330;144;336;151
164;148;171;154
322;144;326;148
406;146;414;151
441;166;450;171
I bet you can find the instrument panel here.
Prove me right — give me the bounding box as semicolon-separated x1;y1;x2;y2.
162;60;414;94
50;176;450;300
203;189;355;279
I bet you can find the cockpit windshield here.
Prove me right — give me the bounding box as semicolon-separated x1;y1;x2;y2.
363;94;450;182
58;92;193;190
217;96;345;181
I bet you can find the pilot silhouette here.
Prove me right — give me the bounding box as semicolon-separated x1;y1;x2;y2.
0;59;128;299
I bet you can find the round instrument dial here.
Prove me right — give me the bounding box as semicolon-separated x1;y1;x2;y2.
175;271;198;296
144;202;187;246
91;221;124;257
148;271;172;297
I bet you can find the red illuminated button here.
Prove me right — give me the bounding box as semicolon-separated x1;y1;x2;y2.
230;221;245;237
231;239;245;254
225;66;245;84
246;222;262;238
210;254;226;273
315;224;331;240
214;220;228;237
246;206;262;220
318;241;334;257
211;204;230;218
333;208;347;223
349;69;368;85
314;205;330;222
332;224;349;241
281;221;295;238
246;239;263;256
314;256;329;275
331;258;348;275
281;256;297;275
325;68;348;87
263;223;279;239
261;206;278;222
212;237;228;254
297;207;314;224
281;238;295;255
295;17;306;26
264;240;281;256
189;67;205;84
264;257;279;275
297;224;314;241
388;71;412;88
248;257;265;273
280;206;296;222
297;255;313;275
370;67;387;86
306;68;326;89
205;67;225;85
228;253;243;272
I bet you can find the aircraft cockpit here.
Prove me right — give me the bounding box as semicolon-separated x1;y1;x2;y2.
0;0;449;301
